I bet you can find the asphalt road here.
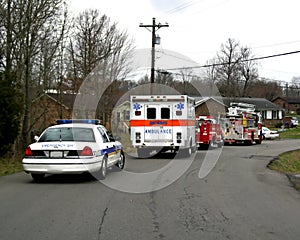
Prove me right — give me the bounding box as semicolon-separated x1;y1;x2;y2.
1;139;300;240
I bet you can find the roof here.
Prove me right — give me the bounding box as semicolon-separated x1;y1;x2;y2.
195;97;282;111
224;97;283;110
272;96;300;104
47;93;99;111
194;97;227;107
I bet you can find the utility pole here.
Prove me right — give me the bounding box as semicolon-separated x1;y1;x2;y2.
139;18;169;89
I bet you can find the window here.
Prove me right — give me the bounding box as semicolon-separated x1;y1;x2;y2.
39;128;95;142
161;108;170;119
124;110;130;120
97;127;110;143
272;110;277;119
147;108;156;119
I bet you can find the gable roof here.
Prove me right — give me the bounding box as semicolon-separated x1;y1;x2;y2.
195;96;282;111
272;96;300;104
194;96;227;107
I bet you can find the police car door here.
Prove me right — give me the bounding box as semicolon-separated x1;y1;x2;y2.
97;126;117;164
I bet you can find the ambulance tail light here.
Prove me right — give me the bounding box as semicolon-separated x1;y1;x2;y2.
136;132;141;143
177;132;182;143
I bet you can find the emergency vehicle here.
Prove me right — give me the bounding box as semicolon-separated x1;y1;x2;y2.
22;119;125;181
195;116;223;149
219;102;263;145
130;95;196;158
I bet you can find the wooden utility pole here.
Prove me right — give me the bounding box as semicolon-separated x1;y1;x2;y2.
139;18;169;89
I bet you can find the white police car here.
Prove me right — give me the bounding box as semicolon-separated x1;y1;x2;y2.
22;119;125;181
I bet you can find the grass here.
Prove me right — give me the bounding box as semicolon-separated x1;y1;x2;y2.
279;126;300;139
0;158;23;176
269;150;300;174
269;149;300;191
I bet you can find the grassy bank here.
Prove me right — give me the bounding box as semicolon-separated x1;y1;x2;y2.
0;158;23;176
268;149;300;190
269;150;300;174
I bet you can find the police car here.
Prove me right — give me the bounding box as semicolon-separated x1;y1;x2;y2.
22;119;125;181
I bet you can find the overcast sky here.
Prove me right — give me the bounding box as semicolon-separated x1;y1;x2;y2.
69;0;300;83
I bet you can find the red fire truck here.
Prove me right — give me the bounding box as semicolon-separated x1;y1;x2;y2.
195;116;223;149
219;102;263;145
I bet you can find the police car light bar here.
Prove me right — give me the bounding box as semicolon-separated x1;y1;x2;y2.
56;119;101;125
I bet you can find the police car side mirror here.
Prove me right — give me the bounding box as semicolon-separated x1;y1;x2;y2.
34;136;39;142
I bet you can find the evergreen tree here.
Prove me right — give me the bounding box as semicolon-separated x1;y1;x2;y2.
0;73;22;156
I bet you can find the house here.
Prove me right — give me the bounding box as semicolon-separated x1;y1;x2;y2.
194;97;227;118
30;92;97;136
111;100;130;135
272;96;300;114
30;93;72;136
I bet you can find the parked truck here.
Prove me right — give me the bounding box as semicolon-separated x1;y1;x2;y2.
219;102;263;145
195;115;223;149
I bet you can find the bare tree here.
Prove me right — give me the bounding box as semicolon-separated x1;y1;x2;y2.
67;9;134;90
289;76;300;97
66;9;134;123
0;0;67;152
239;47;259;97
215;38;242;97
208;38;258;98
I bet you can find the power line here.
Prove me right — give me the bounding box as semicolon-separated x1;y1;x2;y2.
165;50;300;71
165;0;197;14
253;40;300;49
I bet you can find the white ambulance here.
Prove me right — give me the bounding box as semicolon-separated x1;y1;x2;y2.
130;95;196;158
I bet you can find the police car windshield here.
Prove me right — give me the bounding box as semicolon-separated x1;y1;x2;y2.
38;127;95;142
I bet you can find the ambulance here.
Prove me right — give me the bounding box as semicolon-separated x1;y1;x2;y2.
130;95;196;158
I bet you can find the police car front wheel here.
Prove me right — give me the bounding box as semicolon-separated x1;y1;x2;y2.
115;152;125;170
